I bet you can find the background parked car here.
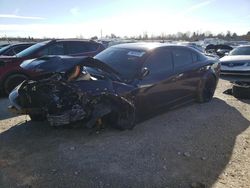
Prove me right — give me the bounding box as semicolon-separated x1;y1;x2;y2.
220;45;250;99
205;44;233;58
0;39;105;95
178;42;204;53
220;45;250;80
98;39;137;48
0;43;35;56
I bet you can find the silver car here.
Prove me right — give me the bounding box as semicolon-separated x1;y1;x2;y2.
220;45;250;81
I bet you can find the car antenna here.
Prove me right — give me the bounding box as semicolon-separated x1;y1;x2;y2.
5;35;17;57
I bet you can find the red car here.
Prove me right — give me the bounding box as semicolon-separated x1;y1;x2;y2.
0;39;105;94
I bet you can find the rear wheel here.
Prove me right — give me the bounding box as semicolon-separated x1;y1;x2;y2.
197;76;216;103
3;74;28;95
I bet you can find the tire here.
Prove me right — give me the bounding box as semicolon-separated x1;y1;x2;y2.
29;113;47;122
107;107;136;130
232;82;250;99
115;110;136;130
197;76;216;103
3;74;28;95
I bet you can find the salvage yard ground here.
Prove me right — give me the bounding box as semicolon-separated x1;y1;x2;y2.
0;79;249;188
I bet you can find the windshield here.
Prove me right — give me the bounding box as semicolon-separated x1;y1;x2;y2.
16;41;50;58
94;47;146;80
0;45;11;54
229;46;250;55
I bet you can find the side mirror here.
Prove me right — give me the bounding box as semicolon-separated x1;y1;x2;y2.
140;67;149;79
224;52;229;56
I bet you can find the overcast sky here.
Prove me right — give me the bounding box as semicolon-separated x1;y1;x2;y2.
0;0;250;38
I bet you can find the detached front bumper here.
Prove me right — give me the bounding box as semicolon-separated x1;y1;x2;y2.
220;74;250;82
220;70;250;76
220;65;250;82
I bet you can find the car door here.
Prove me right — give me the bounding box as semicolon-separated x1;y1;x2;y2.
136;48;175;111
171;47;202;100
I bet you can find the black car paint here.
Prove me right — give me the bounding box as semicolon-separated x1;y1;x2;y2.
9;44;220;129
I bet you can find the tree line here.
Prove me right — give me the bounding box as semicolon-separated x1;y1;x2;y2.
105;31;250;41
1;31;250;42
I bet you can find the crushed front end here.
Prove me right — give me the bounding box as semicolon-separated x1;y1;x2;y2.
9;74;136;130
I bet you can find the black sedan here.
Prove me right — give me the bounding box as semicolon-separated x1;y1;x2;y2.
9;43;220;130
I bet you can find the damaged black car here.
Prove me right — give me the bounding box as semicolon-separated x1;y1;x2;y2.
9;43;220;130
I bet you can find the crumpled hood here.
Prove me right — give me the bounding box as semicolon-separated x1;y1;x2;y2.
20;55;120;76
220;55;250;63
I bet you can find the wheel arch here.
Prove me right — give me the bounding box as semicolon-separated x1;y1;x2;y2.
196;68;218;102
1;71;30;94
198;68;218;92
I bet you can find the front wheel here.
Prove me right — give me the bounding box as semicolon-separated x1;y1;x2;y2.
115;110;136;130
29;113;47;122
197;76;216;103
3;74;28;95
106;107;136;130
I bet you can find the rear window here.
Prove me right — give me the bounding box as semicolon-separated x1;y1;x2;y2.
191;51;206;62
192;52;199;62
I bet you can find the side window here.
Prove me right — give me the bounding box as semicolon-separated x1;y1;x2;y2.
48;43;64;55
144;49;173;76
39;43;64;56
66;42;89;55
172;48;193;68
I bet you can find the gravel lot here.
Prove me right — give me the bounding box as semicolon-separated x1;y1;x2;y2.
0;79;249;188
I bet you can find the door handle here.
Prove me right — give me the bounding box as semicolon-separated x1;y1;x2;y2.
177;73;183;78
199;67;206;71
172;73;183;81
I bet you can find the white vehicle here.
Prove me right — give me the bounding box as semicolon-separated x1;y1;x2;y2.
220;45;250;81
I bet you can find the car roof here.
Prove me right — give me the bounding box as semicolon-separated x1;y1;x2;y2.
54;39;100;43
111;42;191;51
9;42;36;46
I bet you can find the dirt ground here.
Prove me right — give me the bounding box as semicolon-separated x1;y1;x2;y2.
0;79;249;188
